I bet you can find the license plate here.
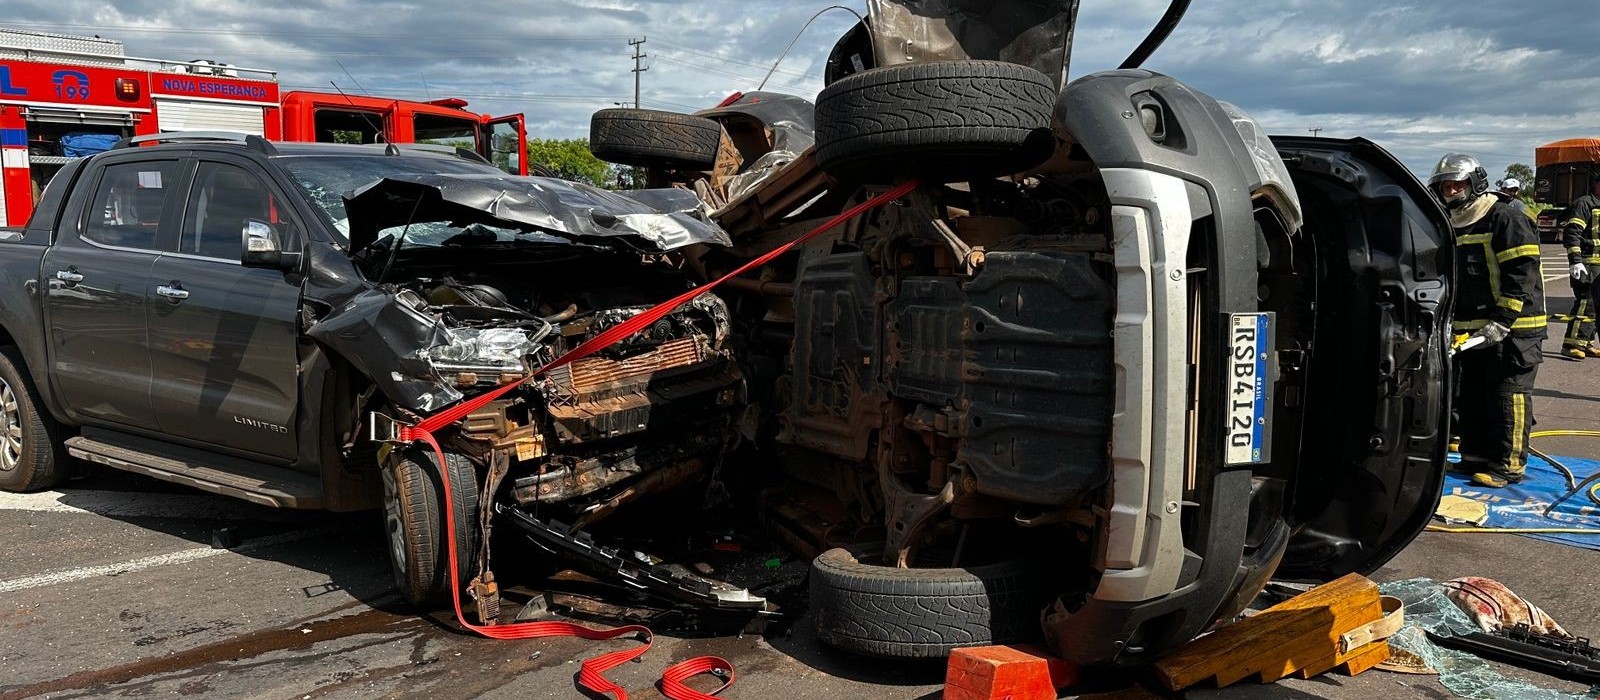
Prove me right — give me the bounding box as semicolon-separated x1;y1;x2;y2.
1225;313;1273;465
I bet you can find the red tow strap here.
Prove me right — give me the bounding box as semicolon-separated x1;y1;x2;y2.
397;180;919;699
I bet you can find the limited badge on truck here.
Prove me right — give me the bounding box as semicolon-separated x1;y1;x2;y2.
1225;312;1274;465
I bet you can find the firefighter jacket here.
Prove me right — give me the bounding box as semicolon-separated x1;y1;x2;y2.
1564;193;1600;265
1454;195;1547;339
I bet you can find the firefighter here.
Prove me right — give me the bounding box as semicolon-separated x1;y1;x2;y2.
1561;179;1600;359
1432;153;1545;488
1498;178;1527;216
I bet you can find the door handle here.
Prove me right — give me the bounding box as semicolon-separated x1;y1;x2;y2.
156;285;189;301
54;270;83;284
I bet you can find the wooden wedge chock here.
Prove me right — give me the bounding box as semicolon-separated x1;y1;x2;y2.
1154;573;1398;690
944;644;1080;700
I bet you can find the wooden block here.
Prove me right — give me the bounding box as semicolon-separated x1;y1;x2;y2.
1155;573;1384;691
1335;642;1392;676
944;644;1080;700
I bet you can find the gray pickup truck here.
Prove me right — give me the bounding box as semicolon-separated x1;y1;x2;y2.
0;132;753;611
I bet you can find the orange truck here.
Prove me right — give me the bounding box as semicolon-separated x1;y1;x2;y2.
1533;138;1600;242
0;28;526;227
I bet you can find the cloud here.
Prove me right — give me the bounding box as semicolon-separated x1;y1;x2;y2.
3;0;1595;182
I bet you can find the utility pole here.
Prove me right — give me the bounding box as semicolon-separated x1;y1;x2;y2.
629;37;647;109
1309;126;1323;137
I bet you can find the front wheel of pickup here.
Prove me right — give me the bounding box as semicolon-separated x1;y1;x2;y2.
0;346;67;493
810;542;1045;658
382;446;479;607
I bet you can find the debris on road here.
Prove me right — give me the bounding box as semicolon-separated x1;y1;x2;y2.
1382;577;1598;698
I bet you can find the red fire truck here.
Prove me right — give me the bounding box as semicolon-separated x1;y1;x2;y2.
0;28;526;227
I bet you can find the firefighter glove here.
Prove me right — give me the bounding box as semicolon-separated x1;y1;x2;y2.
1470;320;1510;347
1575;263;1591;283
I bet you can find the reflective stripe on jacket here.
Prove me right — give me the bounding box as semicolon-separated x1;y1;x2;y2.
1563;193;1600;265
1454;199;1547;338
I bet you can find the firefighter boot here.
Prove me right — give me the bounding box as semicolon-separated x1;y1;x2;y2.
1471;467;1524;489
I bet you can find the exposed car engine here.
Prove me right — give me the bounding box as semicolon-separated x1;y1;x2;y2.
393;265;744;526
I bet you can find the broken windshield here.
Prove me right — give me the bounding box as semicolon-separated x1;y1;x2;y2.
279;154;513;245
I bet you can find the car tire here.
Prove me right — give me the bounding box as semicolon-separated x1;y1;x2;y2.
0;345;67;493
589;108;723;170
813;60;1057;183
810;542;1045;658
382;446;479;607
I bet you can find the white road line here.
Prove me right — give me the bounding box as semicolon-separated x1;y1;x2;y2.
0;490;309;521
0;527;331;594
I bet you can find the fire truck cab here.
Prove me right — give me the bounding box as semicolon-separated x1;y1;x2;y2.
0;28;526;227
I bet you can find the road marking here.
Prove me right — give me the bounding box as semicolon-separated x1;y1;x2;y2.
0;527;331;594
0;490;311;521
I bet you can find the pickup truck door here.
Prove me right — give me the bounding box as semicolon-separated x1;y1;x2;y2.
41;155;187;429
147;155;303;462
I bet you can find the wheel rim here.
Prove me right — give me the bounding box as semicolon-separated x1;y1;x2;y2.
0;379;21;474
380;464;409;588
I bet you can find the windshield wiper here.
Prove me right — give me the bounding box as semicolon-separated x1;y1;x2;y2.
374;196;425;284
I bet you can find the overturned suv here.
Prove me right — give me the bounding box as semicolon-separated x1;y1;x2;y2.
582;18;1454;666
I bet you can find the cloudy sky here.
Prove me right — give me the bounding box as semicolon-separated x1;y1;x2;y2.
4;0;1596;182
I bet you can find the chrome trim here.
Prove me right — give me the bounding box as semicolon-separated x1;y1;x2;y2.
76;233;163;256
165;250;242;266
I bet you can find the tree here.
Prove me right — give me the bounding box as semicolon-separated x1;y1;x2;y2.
1504;163;1534;199
525;138;615;189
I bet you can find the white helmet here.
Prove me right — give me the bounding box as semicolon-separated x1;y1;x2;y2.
1428;153;1489;210
1499;177;1521;191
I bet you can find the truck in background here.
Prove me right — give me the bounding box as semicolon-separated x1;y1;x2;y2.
1534;138;1600;242
0;27;526;227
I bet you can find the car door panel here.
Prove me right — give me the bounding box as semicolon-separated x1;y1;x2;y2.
148;158;303;462
41;156;187;429
1268;136;1453;579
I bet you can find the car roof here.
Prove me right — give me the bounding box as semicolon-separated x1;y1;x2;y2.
108;133;488;165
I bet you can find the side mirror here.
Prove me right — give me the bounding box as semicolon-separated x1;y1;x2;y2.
241;219;298;270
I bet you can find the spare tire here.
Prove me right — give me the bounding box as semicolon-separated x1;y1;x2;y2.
589;108;722;170
810;542;1045;658
814;60;1057;183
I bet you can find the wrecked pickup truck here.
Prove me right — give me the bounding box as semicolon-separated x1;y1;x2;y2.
578;0;1458;665
0;133;754;607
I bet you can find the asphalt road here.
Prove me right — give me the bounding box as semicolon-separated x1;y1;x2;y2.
1;243;1597;700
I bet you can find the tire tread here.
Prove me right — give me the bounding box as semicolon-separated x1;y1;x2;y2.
589;109;722;169
810;543;1045;658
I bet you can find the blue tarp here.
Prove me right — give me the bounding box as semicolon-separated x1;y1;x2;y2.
58;132;120;158
1444;453;1600;551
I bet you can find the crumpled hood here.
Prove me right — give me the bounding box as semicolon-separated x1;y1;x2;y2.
344;172;733;255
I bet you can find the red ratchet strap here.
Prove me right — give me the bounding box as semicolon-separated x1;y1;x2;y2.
398;179;919;700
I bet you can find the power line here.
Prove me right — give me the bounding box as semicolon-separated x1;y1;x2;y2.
651;99;704;112
651;55;816;95
651;40;813;80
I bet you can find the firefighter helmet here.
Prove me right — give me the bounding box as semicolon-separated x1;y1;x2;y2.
1428;153;1489;210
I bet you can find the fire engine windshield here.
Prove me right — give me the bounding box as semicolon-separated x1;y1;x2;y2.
413;114;479;149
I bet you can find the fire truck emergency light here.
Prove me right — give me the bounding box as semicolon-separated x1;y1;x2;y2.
115;78;141;102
